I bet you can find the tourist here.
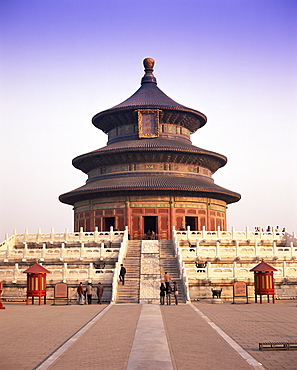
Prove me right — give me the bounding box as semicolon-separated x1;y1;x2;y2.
164;271;171;289
166;284;172;305
119;264;126;285
86;282;93;305
97;282;104;304
77;282;84;305
172;281;178;305
160;283;166;305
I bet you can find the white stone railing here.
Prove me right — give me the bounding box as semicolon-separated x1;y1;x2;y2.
0;227;125;252
111;226;129;302
172;229;190;302
178;241;297;261
172;226;297;261
0;262;115;284
185;260;297;282
174;226;296;245
0;242;121;262
0;233;16;251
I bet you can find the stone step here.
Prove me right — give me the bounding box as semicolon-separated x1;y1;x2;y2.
115;242;141;303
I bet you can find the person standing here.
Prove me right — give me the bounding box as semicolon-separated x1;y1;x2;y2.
97;282;104;304
172;281;178;305
86;282;93;305
166;283;172;305
164;271;171;290
160;283;166;305
119;264;126;285
77;282;84;305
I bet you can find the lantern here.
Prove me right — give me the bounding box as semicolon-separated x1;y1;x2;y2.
250;261;277;303
23;263;50;305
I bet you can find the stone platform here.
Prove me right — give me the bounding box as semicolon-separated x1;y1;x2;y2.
1;300;297;369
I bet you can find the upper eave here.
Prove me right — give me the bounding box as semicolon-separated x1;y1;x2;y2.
92;81;207;134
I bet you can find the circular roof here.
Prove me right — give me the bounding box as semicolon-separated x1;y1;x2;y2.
72;138;227;174
92;58;207;133
59;172;241;205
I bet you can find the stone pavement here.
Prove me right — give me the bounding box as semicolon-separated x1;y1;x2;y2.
195;300;297;370
0;300;296;370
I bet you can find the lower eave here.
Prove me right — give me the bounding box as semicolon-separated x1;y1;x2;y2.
59;175;241;206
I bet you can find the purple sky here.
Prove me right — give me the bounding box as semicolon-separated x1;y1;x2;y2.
1;0;296;238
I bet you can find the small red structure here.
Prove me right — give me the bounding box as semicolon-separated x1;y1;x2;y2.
250;261;277;303
23;263;50;305
0;282;5;309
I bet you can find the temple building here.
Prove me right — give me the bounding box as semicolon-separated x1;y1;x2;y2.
59;58;241;239
1;59;296;304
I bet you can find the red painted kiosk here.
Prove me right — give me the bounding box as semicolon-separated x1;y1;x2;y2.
250;261;277;304
23;263;50;305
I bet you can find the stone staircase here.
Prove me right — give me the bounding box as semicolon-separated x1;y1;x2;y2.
116;240;186;304
116;240;141;303
159;240;186;303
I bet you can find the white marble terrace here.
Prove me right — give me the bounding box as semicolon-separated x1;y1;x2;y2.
1;226;296;293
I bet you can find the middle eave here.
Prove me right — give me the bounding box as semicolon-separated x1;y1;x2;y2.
72;139;227;174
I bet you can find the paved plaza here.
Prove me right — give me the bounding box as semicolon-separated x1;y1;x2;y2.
1;300;297;370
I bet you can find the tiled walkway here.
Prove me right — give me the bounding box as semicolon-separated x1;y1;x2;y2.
1;300;297;369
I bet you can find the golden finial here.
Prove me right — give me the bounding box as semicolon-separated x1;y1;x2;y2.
141;58;157;85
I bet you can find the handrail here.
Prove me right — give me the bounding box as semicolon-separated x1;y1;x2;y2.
172;226;191;303
111;226;129;302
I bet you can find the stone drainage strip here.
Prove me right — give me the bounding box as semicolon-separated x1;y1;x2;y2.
259;342;297;351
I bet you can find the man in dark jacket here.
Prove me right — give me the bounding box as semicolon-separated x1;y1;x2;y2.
77;282;84;305
119;264;126;285
97;282;104;304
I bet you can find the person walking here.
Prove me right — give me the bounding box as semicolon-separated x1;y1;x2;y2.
164;271;171;290
97;282;104;304
86;282;93;305
119;264;126;285
166;283;172;305
77;282;84;305
160;283;166;305
172;281;178;305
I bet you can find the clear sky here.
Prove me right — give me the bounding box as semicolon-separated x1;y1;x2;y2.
1;0;296;239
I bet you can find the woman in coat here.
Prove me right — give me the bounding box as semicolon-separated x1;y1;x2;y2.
160;283;166;305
